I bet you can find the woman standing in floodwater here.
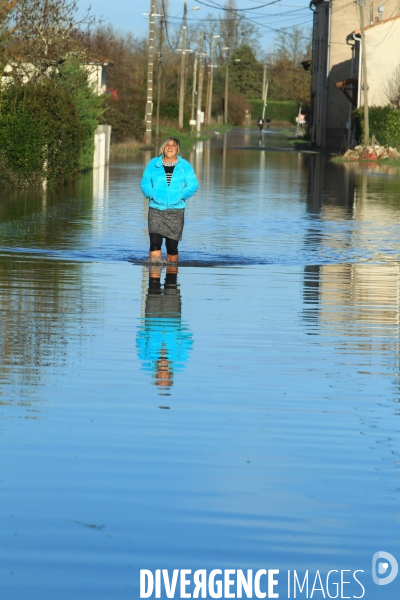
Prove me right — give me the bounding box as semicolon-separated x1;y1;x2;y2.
140;137;199;263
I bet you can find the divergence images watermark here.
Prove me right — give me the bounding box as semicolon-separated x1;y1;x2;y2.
140;552;398;598
372;552;398;586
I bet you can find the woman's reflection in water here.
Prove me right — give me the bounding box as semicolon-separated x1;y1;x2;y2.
136;265;193;393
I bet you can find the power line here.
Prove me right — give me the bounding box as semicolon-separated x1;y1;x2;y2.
161;0;184;51
365;3;400;47
195;0;281;11
173;0;314;44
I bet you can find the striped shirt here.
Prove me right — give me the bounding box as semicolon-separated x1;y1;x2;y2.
163;164;175;186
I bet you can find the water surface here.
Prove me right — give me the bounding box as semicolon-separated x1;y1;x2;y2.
1;128;400;599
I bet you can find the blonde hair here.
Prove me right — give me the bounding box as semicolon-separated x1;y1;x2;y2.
159;137;180;156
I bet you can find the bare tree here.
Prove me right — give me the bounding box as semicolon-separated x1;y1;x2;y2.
383;63;400;107
265;26;311;102
216;0;260;61
5;0;99;80
192;0;260;65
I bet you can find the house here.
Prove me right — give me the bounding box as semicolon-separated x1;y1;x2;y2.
2;60;113;95
83;60;114;95
309;0;399;150
344;14;400;111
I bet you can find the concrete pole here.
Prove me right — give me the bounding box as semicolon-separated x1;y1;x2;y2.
191;53;198;124
206;37;217;125
262;81;268;120
224;57;229;124
196;31;204;133
144;0;156;147
178;2;188;130
262;62;266;102
205;65;210;125
359;0;370;144
155;15;164;139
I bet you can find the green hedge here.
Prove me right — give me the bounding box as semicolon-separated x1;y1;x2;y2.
104;98;145;143
0;63;105;187
0;82;83;187
249;100;300;124
58;62;105;172
353;106;400;148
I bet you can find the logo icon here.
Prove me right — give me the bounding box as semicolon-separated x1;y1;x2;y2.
372;551;398;585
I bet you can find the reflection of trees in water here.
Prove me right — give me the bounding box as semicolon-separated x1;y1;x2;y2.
0;172;102;402
136;271;193;394
0;170;115;406
0;172;94;247
0;255;100;398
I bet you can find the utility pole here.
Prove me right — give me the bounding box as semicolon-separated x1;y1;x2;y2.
358;0;370;144
223;46;229;125
144;0;156;147
178;2;188;130
196;31;204;133
262;63;267;102
205;64;210;124
206;35;220;125
190;52;198;128
262;81;268;120
155;14;164;139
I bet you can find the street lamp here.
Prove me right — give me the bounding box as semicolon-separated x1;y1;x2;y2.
206;34;220;125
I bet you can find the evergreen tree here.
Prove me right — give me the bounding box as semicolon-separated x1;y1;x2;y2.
229;45;263;99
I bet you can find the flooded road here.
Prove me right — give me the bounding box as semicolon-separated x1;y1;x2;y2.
1;128;400;599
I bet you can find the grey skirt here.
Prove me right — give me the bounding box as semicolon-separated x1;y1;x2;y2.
148;207;185;241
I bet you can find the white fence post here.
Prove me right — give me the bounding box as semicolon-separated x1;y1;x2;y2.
93;125;112;168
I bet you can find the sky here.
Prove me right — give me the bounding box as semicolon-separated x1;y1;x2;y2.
80;0;313;55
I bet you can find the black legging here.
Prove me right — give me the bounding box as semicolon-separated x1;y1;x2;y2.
149;232;179;256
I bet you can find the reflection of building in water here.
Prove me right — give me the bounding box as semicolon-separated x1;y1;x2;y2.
303;154;356;258
304;158;400;354
92;165;109;235
136;270;193;392
303;263;400;359
305;154;355;217
306;159;400;262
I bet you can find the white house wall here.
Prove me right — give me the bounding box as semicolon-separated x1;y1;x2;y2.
310;0;400;150
83;65;106;96
362;17;400;107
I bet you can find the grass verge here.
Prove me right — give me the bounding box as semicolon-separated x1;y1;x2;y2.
249;100;300;125
110;124;233;158
332;156;400;166
110;139;143;156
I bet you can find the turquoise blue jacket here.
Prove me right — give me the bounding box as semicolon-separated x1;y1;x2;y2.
140;155;199;210
136;317;193;373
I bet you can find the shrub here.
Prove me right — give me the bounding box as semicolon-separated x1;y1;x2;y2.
228;92;251;126
160;101;179;120
352;106;400;148
104;97;145;144
0;63;105;186
57;61;105;172
0;81;83;186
